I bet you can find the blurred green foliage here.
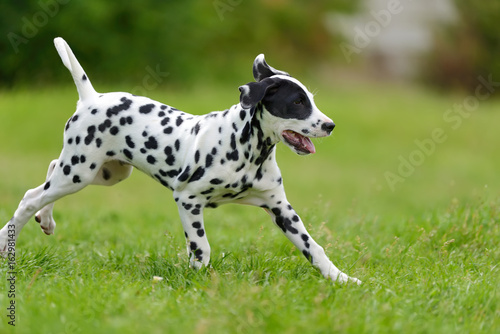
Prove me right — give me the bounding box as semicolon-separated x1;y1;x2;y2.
0;0;357;88
425;1;500;91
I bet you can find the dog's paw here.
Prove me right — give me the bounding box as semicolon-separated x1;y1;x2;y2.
35;211;56;235
0;226;11;257
189;259;204;270
330;271;362;285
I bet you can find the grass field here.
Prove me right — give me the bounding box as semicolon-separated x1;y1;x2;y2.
0;83;499;333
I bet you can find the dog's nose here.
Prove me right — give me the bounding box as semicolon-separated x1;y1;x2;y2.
321;122;335;133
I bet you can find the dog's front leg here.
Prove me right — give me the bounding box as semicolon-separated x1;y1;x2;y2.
174;194;210;269
261;192;361;284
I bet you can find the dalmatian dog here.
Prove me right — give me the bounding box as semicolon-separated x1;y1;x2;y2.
0;38;360;284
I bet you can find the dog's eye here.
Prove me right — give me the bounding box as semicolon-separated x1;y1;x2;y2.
293;99;303;105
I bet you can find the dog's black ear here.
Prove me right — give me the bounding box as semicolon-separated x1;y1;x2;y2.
239;78;279;109
253;54;290;82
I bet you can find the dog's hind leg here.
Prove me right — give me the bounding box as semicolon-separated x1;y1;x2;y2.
0;154;103;254
34;159;59;235
34;160;133;235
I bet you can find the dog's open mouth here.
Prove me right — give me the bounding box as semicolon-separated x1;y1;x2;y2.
281;130;316;154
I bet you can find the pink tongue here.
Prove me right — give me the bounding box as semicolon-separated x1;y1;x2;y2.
282;131;316;154
300;136;316;154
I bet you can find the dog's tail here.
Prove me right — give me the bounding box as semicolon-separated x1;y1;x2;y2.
54;37;97;101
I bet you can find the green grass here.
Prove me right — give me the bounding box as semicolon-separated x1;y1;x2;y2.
1;84;499;333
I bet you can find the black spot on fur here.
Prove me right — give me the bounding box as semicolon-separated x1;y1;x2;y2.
102;168;111;180
126;136;135;149
63;165;71;175
226;150;239;161
230;133;237;150
165;156;175;166
71;155;80;165
73;175;81;183
154;174;171;189
123;149;133;160
205;154;213;168
176;116;183;126
210;178;223;185
91;108;98;115
166;169;179;178
189;242;203;261
188;167;205;183
106;151;116;157
178;166;191;182
65;118;72;131
255;166;263;180
175;140;180;151
110;126;119;135
90;163;96;170
139;104;155;114
84;126;96;145
145;136;158;150
163;127;173;134
120;116;133;125
82;74;87;81
98;119;112;132
240;122;251;144
161;117;170;126
44;182;51;190
107;97;133;117
96;138;102;148
192;122;201;135
147;155;156;164
302;250;313;263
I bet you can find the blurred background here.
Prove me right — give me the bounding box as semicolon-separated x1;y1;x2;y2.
1;0;498;91
0;0;499;219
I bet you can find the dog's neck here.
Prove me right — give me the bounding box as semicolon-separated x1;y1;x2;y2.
246;104;279;166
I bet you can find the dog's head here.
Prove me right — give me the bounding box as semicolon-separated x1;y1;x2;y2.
239;54;335;155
